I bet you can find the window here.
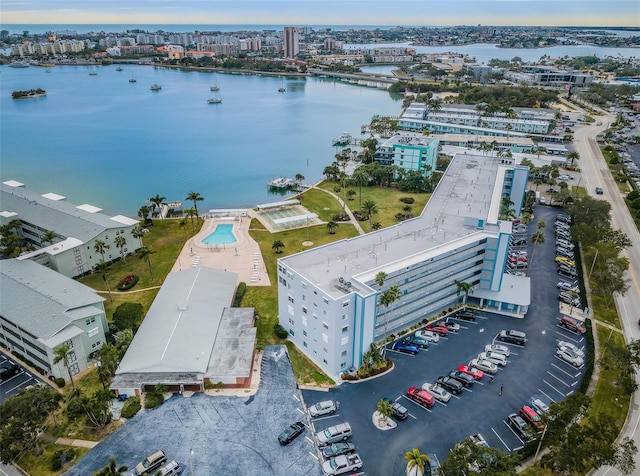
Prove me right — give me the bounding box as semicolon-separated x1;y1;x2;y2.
289;329;295;336
322;333;328;343
341;337;349;345
302;317;307;327
303;341;308;348
88;327;99;338
302;295;306;301
342;314;348;320
323;359;328;365
323;297;329;304
323;347;328;353
342;301;349;307
303;330;307;336
302;306;307;314
322;322;329;330
288;295;294;303
302;282;307;289
342;325;348;333
340;362;347;368
279;276;287;286
341;351;347;357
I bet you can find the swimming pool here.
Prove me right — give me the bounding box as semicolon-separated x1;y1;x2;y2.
202;223;237;245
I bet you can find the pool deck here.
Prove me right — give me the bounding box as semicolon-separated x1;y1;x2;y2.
171;214;271;287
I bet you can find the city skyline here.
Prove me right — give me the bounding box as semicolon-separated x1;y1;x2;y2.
2;0;639;28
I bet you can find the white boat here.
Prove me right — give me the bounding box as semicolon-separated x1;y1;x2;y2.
278;78;286;92
9;61;30;68
129;73;137;83
207;96;222;104
116;66;123;72
88;68;97;76
210;73;220;91
150;84;162;91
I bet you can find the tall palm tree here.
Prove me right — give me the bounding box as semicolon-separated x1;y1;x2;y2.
131;225;144;248
149;194;166;224
93;456;128;476
41;229;56;246
94;239;110;262
567;151;580;167
272;240;285;254
361;199;379;231
114;235;127;263
185;191;204;219
351;166;370;209
376;399;394;426
294;173;305;190
95;261;113;302
404;448;430;476
138;246;156;281
528;230;546;275
184;207;197;230
179;218;188;239
379;285;401;345
374;271;387;288
454;280;474;304
53;344;75;390
138;205;151;222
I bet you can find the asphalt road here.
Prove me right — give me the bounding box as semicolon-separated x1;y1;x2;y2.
304;203;587;475
0;350;50;403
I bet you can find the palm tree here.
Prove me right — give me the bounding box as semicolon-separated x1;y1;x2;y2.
371;222;382;231
138;205;151;222
327;221;338;234
149;194;166;223
131;225;145;248
41;229;56;246
53;344;75;390
351;166;370;209
272;240;285;254
454;280;474;304
114;235;127;263
184;207;197;230
361;199;379;231
528;230;546;275
93;456;128;476
374;271;387;288
379;285;401;345
185;191;204;218
347;189;356;201
294;173;305;190
179;218;188;239
404;448;430;476
567;151;580;167
138;246;156;281
94;239;110;262
95;261;113;302
376;399;394;426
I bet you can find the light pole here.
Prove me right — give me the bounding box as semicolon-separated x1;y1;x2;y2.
534;424;548;464
189;448;194;476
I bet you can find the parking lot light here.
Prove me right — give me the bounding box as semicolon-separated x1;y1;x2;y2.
189;448;194;476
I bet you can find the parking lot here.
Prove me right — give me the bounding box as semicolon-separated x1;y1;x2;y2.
303;205;587;475
0;350;50;402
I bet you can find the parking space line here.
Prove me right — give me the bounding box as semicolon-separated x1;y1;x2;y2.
538;389;556;404
407;413;417;420
543;379;567;397
311;414;340;423
554;330;583;343
552;359;582;374
491;427;511;452
435;400;448;407
401;395;433;413
462;387;473;393
296;407;305;415
305;436;315;445
292;393;300;402
308;451;318;461
546;371;572;387
0;371;25;387
385;349;417;356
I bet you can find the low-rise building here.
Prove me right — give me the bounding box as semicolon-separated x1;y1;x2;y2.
375;134;439;173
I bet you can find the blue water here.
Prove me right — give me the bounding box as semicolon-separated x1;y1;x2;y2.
202;223;236;245
0;65;401;216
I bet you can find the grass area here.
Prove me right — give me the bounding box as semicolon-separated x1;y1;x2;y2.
589;294;621;329
521;467;557;476
317;181;431;230
298;187;346;222
17;441;91;476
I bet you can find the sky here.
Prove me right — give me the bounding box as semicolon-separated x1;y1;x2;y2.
1;0;639;27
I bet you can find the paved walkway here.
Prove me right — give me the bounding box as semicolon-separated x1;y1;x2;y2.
311;185;366;235
39;433;98;449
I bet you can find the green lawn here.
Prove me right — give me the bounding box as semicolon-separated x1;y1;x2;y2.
17;441;91;476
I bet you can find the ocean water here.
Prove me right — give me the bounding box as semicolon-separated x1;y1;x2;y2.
0;65;401;216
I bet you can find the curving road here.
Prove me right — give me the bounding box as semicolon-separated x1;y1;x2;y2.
570;110;640;476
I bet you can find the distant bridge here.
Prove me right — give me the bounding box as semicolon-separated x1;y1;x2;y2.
308;68;399;86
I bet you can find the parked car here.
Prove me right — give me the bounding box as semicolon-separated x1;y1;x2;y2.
322;453;363;476
382;397;409;420
422;382;452;402
558;174;571;181
484;344;510;357
478;351;507;366
497;329;527;345
556;347;584;367
406;387;436;408
556;239;574;249
530;395;550;414
507;413;533;442
557;281;578;292
511;238;527;246
448;369;475;387
278;422;306;445
425;322;449;336
156;460;182;476
322;442;357;459
555;256;575;267
0;362;19;382
556;214;571;224
557;264;577;275
558;292;580;307
309;400;337;418
316;422;352;446
392;340;420;355
444;319;461;332
436;375;463;394
404;334;430;349
558;268;578;279
415;330;440;343
132;450;168;475
457;364;484;380
469;358;498;374
556;249;575;260
455;309;476;321
556;341;585;358
559;315;586;334
520;405;545;431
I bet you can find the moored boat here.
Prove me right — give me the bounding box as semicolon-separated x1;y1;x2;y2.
150;84;162;91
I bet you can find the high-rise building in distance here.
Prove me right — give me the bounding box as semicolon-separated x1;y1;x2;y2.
283;26;299;58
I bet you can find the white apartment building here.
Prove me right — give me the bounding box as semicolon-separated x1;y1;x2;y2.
0;259;108;381
278;153;530;379
1;180;140;278
375;135;439;173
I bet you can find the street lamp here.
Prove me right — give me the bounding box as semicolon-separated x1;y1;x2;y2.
189;448;194;476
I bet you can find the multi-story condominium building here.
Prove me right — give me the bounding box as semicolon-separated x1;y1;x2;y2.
0;259;108;381
375;135;439;173
506;66;594;87
11;40;85;56
277;153;530;380
283;27;299;58
0;180;140;278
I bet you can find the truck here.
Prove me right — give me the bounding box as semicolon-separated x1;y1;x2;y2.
322;453;363;476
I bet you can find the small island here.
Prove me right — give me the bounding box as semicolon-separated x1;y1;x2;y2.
11;88;46;99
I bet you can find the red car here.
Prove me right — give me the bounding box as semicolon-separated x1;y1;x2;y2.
407;387;435;408
457;364;484;380
425;322;448;336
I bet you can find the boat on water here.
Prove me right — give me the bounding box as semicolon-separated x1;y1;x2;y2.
116;66;123;72
278;78;286;92
210;73;220;91
267;177;295;189
89;69;97;76
150;84;162;91
207;96;222;104
332;132;352;146
9;61;30;68
45;69;52;73
129;74;137;83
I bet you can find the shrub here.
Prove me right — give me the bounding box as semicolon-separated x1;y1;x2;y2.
50;450;64;471
274;323;289;339
65;448;76;461
117;274;139;290
121;396;141;418
400;196;415;204
204;381;214;390
628;190;640;201
55;377;65;388
233;282;247;307
144;391;164;409
113;302;144;330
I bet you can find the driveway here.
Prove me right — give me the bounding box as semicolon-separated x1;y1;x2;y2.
303;205;587;475
64;346;322;476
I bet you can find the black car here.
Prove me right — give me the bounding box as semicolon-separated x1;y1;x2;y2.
436;376;463;394
322;442;356;458
278;421;306;445
382;397;409;420
448;370;475;387
455;309;476;321
511;238;527;246
497;330;527;345
0;362;19;382
507;413;533;442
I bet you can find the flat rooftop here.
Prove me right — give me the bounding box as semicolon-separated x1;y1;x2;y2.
281;153;511;298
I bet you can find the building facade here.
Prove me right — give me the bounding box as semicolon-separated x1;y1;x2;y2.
375;135;439;173
0;259;108;381
277;153;530;380
283;27;299;58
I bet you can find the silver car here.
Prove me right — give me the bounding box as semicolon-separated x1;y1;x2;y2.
416;330;440;343
556;348;584;367
484;344;510;357
478;351;507;366
309;400;336;418
556;341;584;359
421;383;452;403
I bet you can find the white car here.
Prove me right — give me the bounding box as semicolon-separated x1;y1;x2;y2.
557;341;585;359
558;174;571;181
309;400;337;418
530;395;550;414
478;351;507;366
469;358;498;374
421;383;452;403
484;344;510;357
556;348;584;367
416;330;440;343
557;281;578;292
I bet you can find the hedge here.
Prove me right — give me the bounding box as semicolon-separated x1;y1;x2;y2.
121;396;141;418
233;282;247;307
144;391;164;409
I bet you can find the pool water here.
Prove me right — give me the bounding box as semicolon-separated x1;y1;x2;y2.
202;223;237;245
